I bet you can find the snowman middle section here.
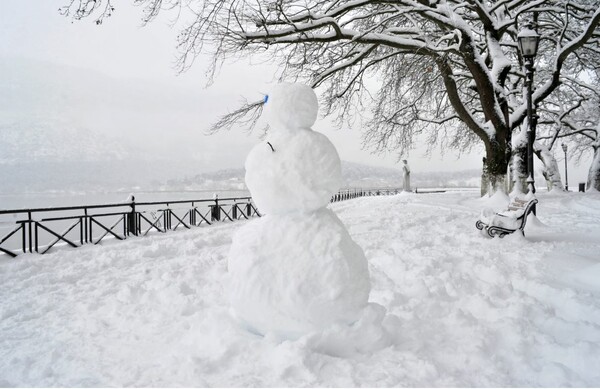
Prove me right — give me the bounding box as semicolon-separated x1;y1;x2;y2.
228;124;371;339
244;126;342;214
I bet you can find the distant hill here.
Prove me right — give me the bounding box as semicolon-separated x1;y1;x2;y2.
0;57;253;181
0;57;481;195
340;161;480;189
0;118;201;194
0;117;480;194
0;58;246;194
158;162;481;193
0;119;132;164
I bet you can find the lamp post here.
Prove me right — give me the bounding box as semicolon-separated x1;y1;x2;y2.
518;24;540;211
562;143;568;191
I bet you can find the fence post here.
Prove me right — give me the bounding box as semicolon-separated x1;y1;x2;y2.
165;209;171;230
34;221;38;253
129;196;137;236
190;204;196;226
27;211;33;253
211;196;221;222
84;208;87;242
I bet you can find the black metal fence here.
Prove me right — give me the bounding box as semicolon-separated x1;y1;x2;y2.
0;187;408;258
0;196;260;258
330;188;403;202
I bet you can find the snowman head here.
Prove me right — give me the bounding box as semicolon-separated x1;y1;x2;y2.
263;83;318;130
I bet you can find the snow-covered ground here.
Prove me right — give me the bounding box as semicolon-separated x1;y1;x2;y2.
1;190;600;386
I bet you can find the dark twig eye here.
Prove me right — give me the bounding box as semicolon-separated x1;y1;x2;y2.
267;142;275;152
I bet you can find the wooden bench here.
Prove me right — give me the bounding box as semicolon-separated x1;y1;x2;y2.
476;197;538;238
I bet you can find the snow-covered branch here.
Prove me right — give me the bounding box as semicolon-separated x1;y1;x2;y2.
61;0;600;194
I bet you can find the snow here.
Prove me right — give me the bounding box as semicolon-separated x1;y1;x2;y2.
244;127;342;214
481;186;510;208
262;83;319;130
1;190;600;386
229;208;371;339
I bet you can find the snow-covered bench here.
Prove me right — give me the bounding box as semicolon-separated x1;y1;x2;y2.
476;197;538;238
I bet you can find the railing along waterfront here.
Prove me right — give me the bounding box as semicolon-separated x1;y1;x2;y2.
330;187;403;202
0;196;260;258
0;187;422;258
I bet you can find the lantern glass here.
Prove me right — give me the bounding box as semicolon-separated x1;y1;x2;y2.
562;143;567;153
518;27;540;57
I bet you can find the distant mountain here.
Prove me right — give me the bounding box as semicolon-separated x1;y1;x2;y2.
0;118;202;194
158;161;481;193
341;161;480;189
0;57;481;195
340;161;403;188
0;58;251;194
409;168;481;189
0;119;134;164
160;168;247;192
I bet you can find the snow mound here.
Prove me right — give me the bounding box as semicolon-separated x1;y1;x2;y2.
478;189;509;208
228;208;370;339
304;303;397;357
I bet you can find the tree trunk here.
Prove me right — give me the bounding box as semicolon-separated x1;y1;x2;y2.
511;145;528;194
588;145;600;191
481;158;490;197
481;141;510;196
510;128;528;194
534;142;565;192
483;172;508;196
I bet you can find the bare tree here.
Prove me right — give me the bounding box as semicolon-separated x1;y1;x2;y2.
61;0;600;195
512;77;595;193
587;127;600;191
538;84;600;192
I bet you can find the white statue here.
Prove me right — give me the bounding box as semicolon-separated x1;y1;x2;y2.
402;160;411;192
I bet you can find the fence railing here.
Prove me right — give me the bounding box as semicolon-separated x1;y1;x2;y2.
0;187;410;258
0;196;260;258
330;188;403;202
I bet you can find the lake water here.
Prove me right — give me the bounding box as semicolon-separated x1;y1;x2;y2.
0;189;251;211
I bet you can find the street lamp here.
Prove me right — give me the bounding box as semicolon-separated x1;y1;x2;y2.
517;25;540;57
562;143;568;191
518;24;540;209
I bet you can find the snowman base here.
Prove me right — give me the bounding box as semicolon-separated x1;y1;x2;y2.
228;208;371;340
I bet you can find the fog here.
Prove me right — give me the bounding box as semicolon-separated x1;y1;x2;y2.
0;0;592;189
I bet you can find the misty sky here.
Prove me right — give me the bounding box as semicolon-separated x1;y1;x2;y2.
0;0;592;183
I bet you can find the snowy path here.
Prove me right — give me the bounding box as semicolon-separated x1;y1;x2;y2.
1;191;600;386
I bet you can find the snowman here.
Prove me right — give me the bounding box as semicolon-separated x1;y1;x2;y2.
228;83;371;340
